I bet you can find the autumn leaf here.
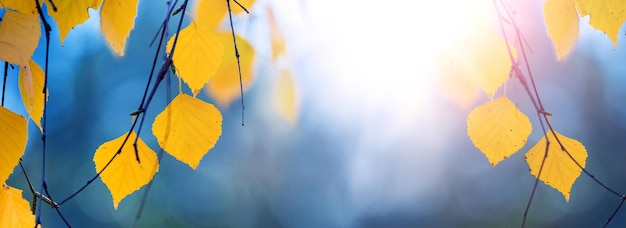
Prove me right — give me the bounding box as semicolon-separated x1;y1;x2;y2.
0;184;35;227
273;70;299;125
19;60;46;132
0;0;36;14
167;21;224;95
0;106;28;185
100;0;140;56
526;131;587;202
152;94;222;169
93;131;159;209
467;97;532;166
46;0;102;44
0;11;41;65
576;0;626;48
194;0;255;29
450;1;517;98
206;32;254;107
268;7;286;61
543;0;579;60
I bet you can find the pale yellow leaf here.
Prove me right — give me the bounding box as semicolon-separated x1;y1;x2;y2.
19;60;46;132
273;69;299;125
467;97;532;166
167;21;224;95
206;32;254;107
152;94;222;169
576;0;626;48
46;0;102;44
0;107;27;185
93;131;159;209
268;7;285;60
0;185;35;228
526;131;587;202
544;0;579;60
100;0;139;56
0;11;41;65
436;48;480;108
194;0;255;29
0;0;36;14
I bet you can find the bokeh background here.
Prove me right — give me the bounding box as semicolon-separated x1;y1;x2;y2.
3;0;626;227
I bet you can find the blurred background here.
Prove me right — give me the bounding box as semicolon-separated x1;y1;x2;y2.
3;0;626;227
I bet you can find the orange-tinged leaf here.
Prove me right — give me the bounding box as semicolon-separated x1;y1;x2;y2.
0;107;28;185
544;0;579;60
0;0;36;14
152;94;222;169
576;0;626;48
100;0;139;56
0;11;41;65
167;22;224;95
19;60;46;132
206;32;254;107
93;131;159;209
268;7;286;60
194;0;255;29
0;185;35;227
273;70;299;125
467;97;532;166
525;131;587;202
46;0;102;44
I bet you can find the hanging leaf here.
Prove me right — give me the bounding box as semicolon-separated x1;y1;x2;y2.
19;60;46;132
467;97;532;166
152;94;222;169
273;69;299;125
543;0;579;60
0;185;35;227
576;0;626;48
526;131;587;202
206;32;254;107
194;0;256;29
0;11;41;66
167;21;224;95
45;0;102;44
267;7;286;61
100;0;140;56
93;131;159;209
0;106;28;185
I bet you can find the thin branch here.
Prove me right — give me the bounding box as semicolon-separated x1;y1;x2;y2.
227;0;246;126
604;196;626;228
2;62;7;106
233;0;250;14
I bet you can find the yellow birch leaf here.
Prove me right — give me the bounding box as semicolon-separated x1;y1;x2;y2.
206;32;254;107
268;7;286;60
152;94;222;169
19;60;46;132
100;0;139;56
46;0;101;44
0;1;36;14
0;107;27;185
525;131;587;202
0;185;35;227
467;97;532;166
93;131;159;209
273;69;299;125
576;0;626;48
0;11;41;65
167;22;224;95
543;0;579;60
194;0;255;29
